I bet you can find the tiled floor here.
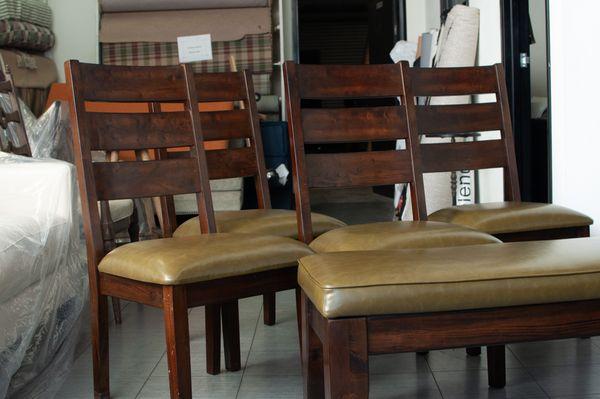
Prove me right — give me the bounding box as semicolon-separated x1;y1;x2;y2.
57;292;600;399
57;189;600;398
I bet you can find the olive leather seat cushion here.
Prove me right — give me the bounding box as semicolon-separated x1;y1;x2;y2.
299;238;600;318
428;201;593;235
99;233;314;285
173;209;346;239
309;221;501;253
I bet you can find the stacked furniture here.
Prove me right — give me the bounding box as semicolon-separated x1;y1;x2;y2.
0;0;57;116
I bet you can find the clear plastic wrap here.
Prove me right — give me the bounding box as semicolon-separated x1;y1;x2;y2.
0;152;87;396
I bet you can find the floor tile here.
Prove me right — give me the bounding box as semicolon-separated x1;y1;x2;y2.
426;347;523;372
237;375;303;399
370;353;430;374
244;350;301;376
433;368;548;399
136;374;242;398
369;372;443;399
510;339;600;367
529;365;600;397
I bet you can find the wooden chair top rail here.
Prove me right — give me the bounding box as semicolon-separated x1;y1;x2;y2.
193;72;247;102
408;65;498;97
292;63;405;99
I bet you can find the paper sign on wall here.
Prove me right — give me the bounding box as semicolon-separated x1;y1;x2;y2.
177;34;213;63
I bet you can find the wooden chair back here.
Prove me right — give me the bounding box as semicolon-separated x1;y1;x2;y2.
0;64;30;156
65;61;215;278
192;70;271;209
284;62;427;243
401;62;521;201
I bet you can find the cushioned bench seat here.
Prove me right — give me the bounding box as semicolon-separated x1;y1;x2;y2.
428;202;593;235
99;233;313;285
174;209;346;239
308;221;501;253
298;237;600;318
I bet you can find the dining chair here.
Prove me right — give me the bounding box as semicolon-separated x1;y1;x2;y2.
65;61;313;397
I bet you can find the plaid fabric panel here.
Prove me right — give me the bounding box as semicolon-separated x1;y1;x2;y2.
0;0;52;28
101;33;272;74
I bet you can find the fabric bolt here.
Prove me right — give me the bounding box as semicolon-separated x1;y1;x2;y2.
101;35;273;93
100;0;269;13
0;0;52;28
0;20;54;51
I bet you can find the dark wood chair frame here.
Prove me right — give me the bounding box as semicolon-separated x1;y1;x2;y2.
66;61;300;398
160;69;301;373
283;61;429;245
411;62;590;243
0;64;30;156
299;62;600;398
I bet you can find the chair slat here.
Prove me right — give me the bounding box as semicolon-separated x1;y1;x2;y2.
200;110;252;141
409;66;497;97
421;140;507;173
78;64;187;102
93;158;201;200
206;147;258;179
195;72;246;102
88;112;193;150
297;64;404;99
417;103;502;135
306;150;413;188
302;106;408;144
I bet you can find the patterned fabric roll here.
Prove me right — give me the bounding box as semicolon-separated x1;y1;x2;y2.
0;20;55;51
0;0;52;28
101;33;273;94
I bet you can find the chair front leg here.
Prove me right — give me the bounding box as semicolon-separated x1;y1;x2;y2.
323;317;369;399
222;301;241;371
163;286;192;399
263;292;276;325
301;292;324;399
92;294;110;399
205;304;221;375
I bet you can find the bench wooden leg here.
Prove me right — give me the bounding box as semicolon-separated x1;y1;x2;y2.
112;297;122;325
466;347;482;356
487;345;506;388
205;304;221;375
222;301;241;371
302;292;324;399
92;295;110;399
323;317;369;399
163;286;192;399
263;292;276;326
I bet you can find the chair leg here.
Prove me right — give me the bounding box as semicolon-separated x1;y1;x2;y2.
487;345;506;388
467;347;482;356
323;317;369;399
221;301;241;372
205;304;221;375
301;292;324;399
263;292;276;326
111;297;122;324
163;286;191;399
92;294;110;399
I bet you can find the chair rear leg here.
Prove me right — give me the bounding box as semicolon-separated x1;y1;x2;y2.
205;304;221;375
163;286;192;399
92;294;110;399
222;301;241;371
263;293;276;326
487;345;506;388
467;347;482;356
301;292;324;399
323;317;369;399
112;297;122;325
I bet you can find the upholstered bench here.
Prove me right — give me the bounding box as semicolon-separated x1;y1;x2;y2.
298;237;600;398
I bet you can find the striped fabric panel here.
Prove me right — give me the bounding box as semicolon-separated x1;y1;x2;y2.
0;0;53;28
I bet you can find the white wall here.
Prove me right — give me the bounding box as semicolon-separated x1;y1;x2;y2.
470;0;504;203
549;0;600;236
406;0;440;44
48;0;99;82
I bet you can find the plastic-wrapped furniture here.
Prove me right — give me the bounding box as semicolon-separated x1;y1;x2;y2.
0;152;87;398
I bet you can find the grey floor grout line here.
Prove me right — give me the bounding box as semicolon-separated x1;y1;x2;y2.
134;351;167;399
235;300;263;399
422;352;448;399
